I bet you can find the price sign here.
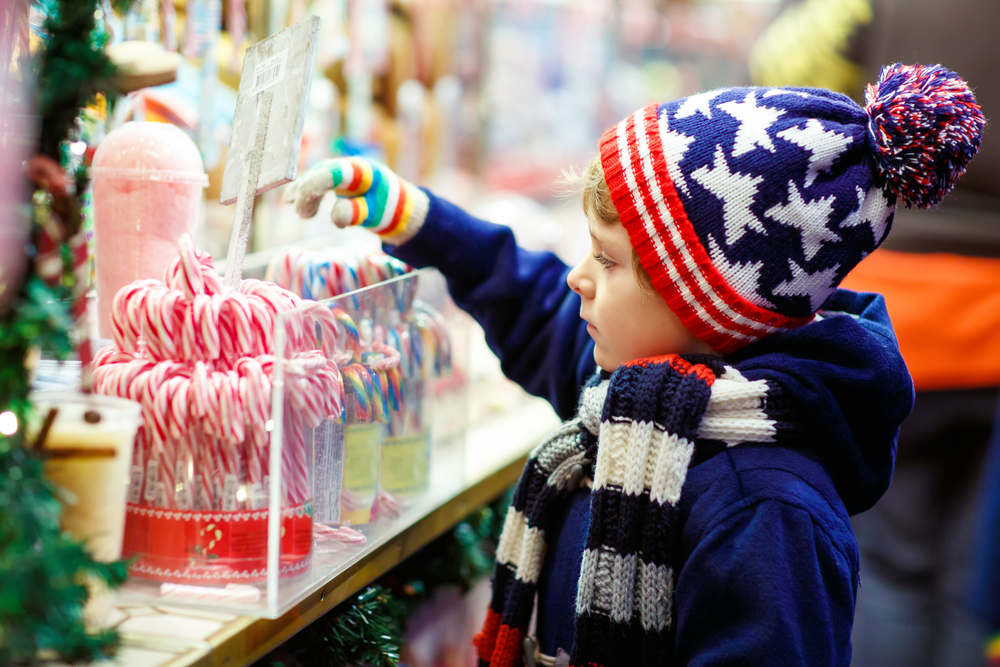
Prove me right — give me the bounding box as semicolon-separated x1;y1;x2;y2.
220;16;321;287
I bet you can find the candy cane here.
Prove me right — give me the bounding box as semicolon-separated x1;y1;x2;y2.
191;428;215;510
244;423;264;490
150;383;177;508
313;523;367;546
112;279;159;354
221;291;254;361
281;403;309;505
160;582;262;604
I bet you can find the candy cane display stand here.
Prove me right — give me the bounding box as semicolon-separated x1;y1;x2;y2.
93;236;352;583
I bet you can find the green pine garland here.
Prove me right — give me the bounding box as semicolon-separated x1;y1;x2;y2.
257;491;512;667
266;586;407;667
0;442;130;664
0;257;131;665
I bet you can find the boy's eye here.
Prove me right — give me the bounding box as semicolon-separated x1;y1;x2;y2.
593;253;616;268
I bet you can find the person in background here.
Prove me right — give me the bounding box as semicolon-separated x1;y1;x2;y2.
752;2;1000;666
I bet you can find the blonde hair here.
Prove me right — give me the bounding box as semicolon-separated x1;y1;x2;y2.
567;156;654;294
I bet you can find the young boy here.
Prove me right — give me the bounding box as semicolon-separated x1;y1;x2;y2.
284;63;984;666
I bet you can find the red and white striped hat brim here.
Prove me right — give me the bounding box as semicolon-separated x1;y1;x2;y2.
599;103;814;354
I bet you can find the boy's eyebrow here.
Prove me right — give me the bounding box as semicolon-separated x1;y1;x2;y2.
587;219;610;243
587;219;627;256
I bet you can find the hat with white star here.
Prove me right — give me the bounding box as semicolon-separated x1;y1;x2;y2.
600;63;985;354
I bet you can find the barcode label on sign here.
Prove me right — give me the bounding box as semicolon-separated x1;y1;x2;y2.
250;50;288;96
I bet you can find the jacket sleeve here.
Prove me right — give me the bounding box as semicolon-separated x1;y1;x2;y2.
384;190;596;420
674;498;857;667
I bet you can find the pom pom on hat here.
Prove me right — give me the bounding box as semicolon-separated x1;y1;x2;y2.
865;63;986;209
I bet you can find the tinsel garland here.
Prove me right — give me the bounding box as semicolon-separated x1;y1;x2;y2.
257;492;511;667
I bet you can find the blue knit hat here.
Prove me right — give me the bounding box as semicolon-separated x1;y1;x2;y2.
600;63;985;354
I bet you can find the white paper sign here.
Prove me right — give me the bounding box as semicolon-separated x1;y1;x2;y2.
219;16;321;205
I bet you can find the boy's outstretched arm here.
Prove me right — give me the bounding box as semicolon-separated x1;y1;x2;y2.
284;158;596;419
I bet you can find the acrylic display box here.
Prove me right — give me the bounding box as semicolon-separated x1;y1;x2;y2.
112;268;469;617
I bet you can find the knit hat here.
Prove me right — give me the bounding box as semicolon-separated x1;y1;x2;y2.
600;63;985;354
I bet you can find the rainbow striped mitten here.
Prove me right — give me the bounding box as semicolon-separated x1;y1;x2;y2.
283;157;430;244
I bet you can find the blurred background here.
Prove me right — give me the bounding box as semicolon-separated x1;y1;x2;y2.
4;1;1000;666
10;0;785;266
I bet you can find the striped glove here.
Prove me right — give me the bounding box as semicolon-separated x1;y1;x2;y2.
283;157;430;245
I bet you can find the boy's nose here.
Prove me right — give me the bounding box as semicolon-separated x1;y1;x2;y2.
567;261;594;299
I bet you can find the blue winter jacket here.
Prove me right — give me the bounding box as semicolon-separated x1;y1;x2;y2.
386;192;914;666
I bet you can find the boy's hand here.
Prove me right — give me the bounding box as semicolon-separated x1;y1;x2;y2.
283;157;429;244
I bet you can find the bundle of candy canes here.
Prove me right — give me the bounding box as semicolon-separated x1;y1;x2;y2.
267;247;451;438
266;247;411;302
267;250;448;378
93;235;361;512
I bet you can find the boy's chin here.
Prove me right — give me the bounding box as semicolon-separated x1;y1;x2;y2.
592;347;620;373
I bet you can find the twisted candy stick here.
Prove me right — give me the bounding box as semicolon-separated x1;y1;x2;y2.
338;363;372;423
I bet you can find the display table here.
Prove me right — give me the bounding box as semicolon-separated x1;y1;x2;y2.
83;395;559;667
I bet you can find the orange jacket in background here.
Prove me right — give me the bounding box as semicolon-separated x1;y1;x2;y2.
841;249;1000;391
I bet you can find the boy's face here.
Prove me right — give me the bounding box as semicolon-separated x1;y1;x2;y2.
568;219;712;372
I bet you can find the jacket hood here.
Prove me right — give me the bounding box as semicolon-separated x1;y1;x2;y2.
725;288;914;515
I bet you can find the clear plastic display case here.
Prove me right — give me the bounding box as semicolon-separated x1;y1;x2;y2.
109;268;469;617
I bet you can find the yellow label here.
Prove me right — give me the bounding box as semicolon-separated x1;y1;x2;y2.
343;423;381;492
381;432;430;493
342;506;374;525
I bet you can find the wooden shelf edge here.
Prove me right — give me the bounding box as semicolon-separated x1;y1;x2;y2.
162;453;527;667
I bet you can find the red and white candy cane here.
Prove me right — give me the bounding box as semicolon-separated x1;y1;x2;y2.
111;279;159;354
220;291;254;362
191;429;215;509
280;404;309;505
314;523;367;546
143;288;185;362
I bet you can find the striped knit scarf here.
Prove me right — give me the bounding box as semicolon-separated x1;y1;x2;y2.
474;354;804;667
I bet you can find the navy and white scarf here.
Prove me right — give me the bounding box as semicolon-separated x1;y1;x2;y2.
474;354;804;667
